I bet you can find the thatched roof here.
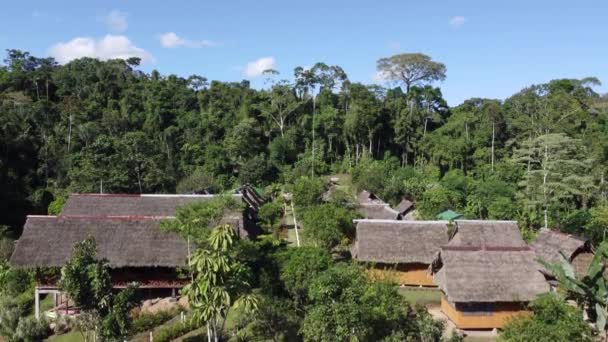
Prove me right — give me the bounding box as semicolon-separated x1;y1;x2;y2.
433;247;549;303
358;204;400;220
10;216;188;268
62;193;244;217
448;220;526;248
531;228;590;264
353;220;449;264
395;199;414;215
356;190;385;205
530;228;593;279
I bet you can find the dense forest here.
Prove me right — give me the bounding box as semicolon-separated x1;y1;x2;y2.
1;49;607;242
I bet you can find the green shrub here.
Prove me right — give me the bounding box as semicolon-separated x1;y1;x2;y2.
1;269;34;297
15;316;51;341
292;176;325;208
131;309;180;334
0;296;27;340
47;196;66;215
154;320;198;342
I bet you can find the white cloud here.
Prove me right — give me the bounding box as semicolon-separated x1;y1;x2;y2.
159;32;216;48
49;35;154;64
449;16;467;28
243;57;276;77
372;70;390;82
102;10;128;33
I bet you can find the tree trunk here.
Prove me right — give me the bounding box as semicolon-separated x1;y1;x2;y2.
491;121;495;172
543;143;549;228
424;117;428;136
311;97;315;177
67;112;73;153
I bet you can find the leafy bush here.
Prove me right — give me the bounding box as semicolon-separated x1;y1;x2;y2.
0;296;27;340
0;238;14;262
154;320;198;342
278;247;332;308
15;316;51;341
1;269;34;296
301;203;358;250
131;309;180;334
500;293;593;342
291;176;325;208
47;196;66;215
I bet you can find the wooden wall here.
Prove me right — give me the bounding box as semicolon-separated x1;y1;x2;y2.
441;295;531;329
367;263;435;286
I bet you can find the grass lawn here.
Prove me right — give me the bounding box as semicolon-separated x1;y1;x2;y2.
286;228;305;247
46;331;83;342
463;336;497;342
398;287;442;306
40;294;55;312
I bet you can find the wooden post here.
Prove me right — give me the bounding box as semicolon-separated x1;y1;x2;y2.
53;291;58;307
34;287;40;319
291;202;300;247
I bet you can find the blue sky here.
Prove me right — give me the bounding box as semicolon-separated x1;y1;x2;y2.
0;0;607;105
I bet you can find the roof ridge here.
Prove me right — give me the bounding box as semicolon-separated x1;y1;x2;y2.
455;219;518;223
354;219;449;224
70;193;242;198
29;215;175;220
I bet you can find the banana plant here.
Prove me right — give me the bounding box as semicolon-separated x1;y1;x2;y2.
540;241;608;339
184;224;258;342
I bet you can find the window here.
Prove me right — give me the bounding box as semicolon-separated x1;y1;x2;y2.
458;302;494;316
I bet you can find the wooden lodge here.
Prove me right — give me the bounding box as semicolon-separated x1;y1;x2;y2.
432;247;549;329
9;189;263;319
431;220;549;329
352;220;449;286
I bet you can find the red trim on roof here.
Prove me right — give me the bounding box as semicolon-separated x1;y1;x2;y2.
28;215;173;221
442;245;531;252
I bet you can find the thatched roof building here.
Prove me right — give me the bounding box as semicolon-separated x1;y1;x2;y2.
395;198;414;215
531;228;593;279
10;216;188;268
59;192;258;237
356;191;401;220
432;219;550;329
356;190;385;205
357;204;401;220
353;220;449;264
62;193;244;217
448;220;526;248
433;247;549;303
353;220;449;286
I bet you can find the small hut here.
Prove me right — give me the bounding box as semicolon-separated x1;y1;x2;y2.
395;198;415;219
356;191;401;220
352;220;449;286
531;228;593;280
432;247;549;329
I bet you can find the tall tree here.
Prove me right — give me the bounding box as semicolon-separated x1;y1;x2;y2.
376;53;446;93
